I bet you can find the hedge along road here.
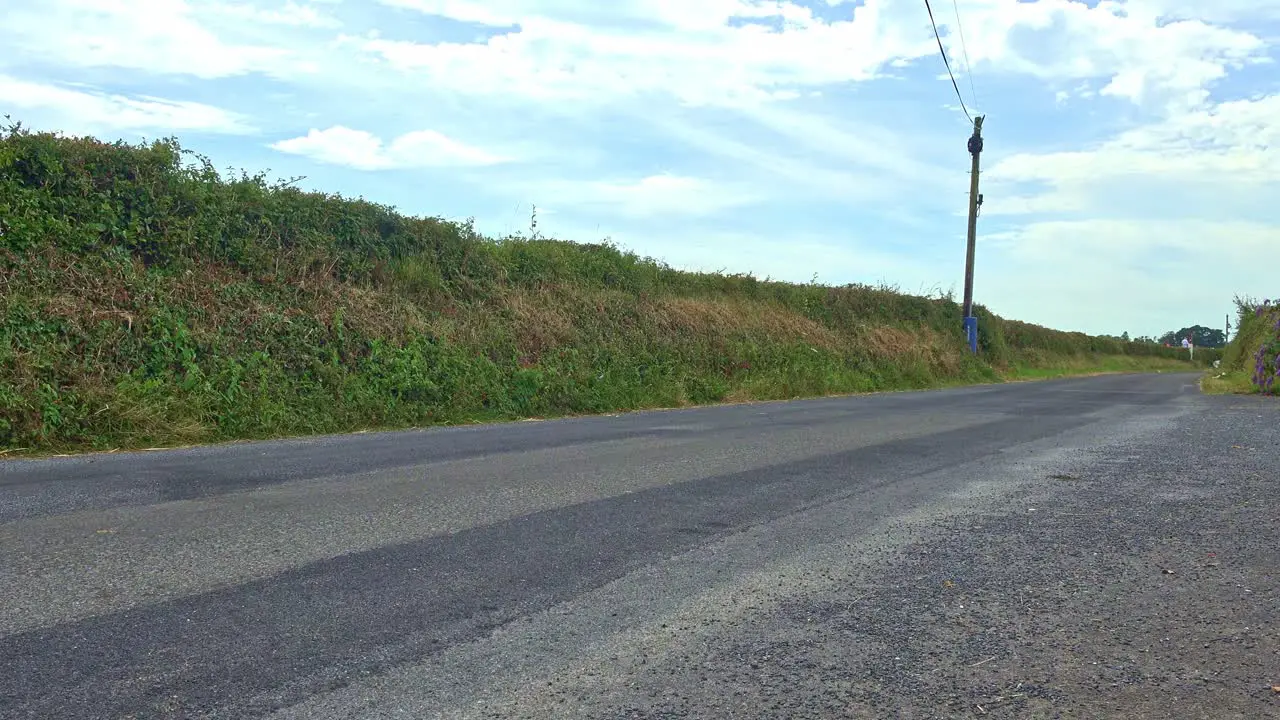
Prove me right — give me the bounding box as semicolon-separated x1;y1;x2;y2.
2;372;1278;719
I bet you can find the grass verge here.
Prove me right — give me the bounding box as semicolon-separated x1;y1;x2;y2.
1200;371;1254;395
1001;355;1198;382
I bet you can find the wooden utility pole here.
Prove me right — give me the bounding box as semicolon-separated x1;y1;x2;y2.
962;115;985;353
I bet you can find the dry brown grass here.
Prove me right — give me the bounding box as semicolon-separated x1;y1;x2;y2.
853;323;966;377
325;284;429;341
501;288;579;360
648;295;843;349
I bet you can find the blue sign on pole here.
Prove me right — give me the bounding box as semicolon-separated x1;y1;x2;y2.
964;316;978;353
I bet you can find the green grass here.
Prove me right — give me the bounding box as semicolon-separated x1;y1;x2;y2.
0;121;1213;455
1002;354;1201;382
1200;371;1254;395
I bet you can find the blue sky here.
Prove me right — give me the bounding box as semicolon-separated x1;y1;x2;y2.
2;0;1277;338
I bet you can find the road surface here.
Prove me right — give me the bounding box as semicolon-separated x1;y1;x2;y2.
2;373;1278;719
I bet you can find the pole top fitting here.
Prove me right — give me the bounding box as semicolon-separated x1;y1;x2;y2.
968;115;985;154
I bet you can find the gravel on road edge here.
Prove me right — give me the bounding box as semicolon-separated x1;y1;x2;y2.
579;396;1280;719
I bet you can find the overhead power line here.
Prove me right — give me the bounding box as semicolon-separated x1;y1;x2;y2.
951;0;977;108
923;0;972;122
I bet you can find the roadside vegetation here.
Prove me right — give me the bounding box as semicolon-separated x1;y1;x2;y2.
0;122;1210;453
1204;297;1280;395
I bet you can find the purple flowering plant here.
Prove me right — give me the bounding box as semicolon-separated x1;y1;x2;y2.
1250;298;1280;395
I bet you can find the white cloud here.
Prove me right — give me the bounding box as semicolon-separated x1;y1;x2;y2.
543;222;943;291
940;0;1268;112
986;92;1280;219
377;0;521;26
980;192;1090;217
335;0;1273;118
0;75;252;135
1123;0;1280;24
1;0;311;79
980;218;1277;335
269;125;508;169
665;231;939;290
731;103;951;187
210;0;342;28
2;0;1270;116
1114;94;1280;166
991;218;1276;263
540;174;761;218
346;0;937;108
644;114;954;210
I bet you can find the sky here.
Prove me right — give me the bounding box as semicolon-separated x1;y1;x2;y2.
1;0;1276;339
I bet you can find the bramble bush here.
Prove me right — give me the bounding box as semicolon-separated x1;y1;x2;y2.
1247;300;1280;394
1218;296;1280;395
0;121;1204;451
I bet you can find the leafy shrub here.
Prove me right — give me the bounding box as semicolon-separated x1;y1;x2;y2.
1246;300;1280;394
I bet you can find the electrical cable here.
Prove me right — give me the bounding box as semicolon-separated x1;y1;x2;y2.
923;0;972;122
951;0;977;108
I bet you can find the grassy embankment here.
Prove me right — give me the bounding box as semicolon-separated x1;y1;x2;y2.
0;123;1210;455
1202;298;1280;395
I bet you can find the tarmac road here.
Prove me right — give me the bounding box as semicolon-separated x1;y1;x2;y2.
2;373;1278;719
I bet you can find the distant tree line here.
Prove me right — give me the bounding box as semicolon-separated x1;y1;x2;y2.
1158;325;1227;348
1110;326;1227;347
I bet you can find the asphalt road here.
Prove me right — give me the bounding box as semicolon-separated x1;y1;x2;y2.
3;373;1278;719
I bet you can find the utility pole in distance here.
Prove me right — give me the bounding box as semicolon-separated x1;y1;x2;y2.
962;115;985;353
